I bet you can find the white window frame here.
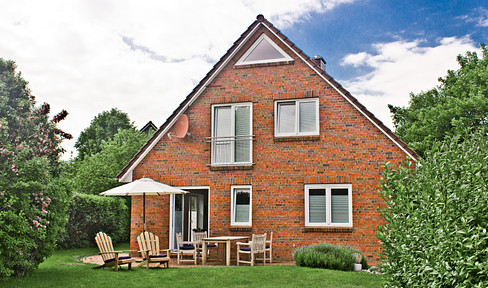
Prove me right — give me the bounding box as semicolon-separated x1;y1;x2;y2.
304;184;353;227
231;185;252;226
236;34;293;66
274;98;319;137
211;102;253;165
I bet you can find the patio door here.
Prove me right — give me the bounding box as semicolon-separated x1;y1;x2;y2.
171;188;209;248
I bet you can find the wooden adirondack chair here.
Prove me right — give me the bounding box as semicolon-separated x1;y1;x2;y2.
137;231;171;269
94;232;135;271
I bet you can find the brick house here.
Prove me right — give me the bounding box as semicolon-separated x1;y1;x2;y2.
117;15;418;264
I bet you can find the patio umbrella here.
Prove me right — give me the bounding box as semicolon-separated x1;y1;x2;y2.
99;177;188;231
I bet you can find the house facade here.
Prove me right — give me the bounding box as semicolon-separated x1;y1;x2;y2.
117;15;417;264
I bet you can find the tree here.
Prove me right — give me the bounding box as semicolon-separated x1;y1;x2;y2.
56;124;150;248
0;58;72;278
74;108;134;160
389;44;488;157
377;128;488;287
70;127;151;195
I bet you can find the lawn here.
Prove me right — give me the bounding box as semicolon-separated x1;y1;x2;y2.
1;244;384;288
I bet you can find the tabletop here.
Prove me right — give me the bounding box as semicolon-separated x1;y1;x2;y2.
203;236;249;241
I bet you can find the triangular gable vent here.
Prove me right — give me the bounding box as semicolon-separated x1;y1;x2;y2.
236;34;293;65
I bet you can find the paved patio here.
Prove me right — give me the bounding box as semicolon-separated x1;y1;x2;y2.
82;253;294;268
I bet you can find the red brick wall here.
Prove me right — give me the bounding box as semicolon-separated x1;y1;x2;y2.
129;27;408;265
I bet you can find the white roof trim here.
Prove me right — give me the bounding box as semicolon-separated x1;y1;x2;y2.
259;24;417;160
119;21;416;182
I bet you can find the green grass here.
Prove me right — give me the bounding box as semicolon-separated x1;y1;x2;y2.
1;244;384;288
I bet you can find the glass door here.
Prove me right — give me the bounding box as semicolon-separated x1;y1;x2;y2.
187;193;205;240
171;189;209;248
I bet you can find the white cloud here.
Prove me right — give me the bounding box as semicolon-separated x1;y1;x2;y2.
458;7;488;27
340;37;479;129
342;52;369;67
0;0;353;159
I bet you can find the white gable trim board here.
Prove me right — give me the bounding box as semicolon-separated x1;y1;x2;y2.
118;20;416;182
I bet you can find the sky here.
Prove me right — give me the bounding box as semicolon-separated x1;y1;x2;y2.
1;0;487;159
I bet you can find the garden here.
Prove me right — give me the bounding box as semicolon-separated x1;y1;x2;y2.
0;244;384;288
1;42;488;288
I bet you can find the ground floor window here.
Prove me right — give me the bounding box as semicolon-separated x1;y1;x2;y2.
304;184;352;227
231;186;252;226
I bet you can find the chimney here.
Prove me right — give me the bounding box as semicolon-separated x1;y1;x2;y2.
311;55;326;72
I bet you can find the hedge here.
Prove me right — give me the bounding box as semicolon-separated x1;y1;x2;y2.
57;193;129;249
378;128;488;287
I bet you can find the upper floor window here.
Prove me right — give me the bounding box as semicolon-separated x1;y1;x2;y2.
236;34;293;66
211;103;252;165
275;98;319;137
304;184;352;227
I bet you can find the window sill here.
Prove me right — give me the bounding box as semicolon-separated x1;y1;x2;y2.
230;226;252;232
303;227;353;233
274;135;320;142
234;60;294;69
209;164;253;171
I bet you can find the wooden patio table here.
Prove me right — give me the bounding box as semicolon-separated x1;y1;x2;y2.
202;236;249;266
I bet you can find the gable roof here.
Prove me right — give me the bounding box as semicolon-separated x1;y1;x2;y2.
140;121;157;134
117;15;419;182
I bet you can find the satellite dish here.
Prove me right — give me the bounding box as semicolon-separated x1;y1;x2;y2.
169;114;189;139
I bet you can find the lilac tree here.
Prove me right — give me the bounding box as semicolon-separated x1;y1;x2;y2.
0;59;72;278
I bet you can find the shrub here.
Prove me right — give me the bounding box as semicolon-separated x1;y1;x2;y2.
0;59;71;278
378;128;488;288
57;193;129;249
294;244;367;271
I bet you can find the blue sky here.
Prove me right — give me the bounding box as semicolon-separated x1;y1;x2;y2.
285;0;487;79
1;0;486;158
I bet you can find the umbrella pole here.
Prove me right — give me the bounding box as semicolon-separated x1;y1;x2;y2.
143;194;146;232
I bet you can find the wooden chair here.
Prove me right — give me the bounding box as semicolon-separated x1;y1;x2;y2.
176;232;197;265
94;232;135;271
265;232;273;263
236;233;266;266
136;231;171;269
192;231;218;263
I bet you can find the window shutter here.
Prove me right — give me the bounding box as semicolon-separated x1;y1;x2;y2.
331;189;349;223
234;106;250;162
309;189;326;223
299;101;316;133
278;102;296;134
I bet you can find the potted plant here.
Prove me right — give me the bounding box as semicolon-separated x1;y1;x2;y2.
352;253;362;272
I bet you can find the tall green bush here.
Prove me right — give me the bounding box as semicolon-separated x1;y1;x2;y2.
57;193;129;249
294;244;367;271
0;59;72;278
378;128;488;287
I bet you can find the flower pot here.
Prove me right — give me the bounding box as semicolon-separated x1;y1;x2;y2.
353;263;362;272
